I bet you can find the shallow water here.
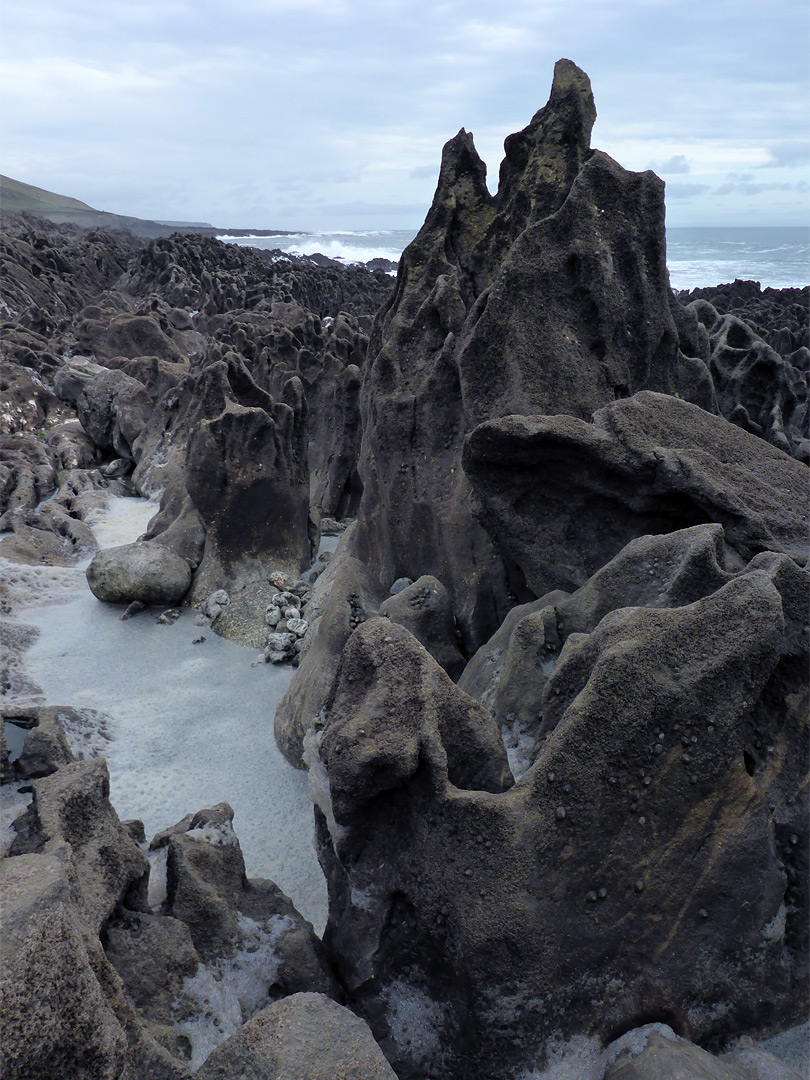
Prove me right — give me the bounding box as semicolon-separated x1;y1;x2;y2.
5;495;328;932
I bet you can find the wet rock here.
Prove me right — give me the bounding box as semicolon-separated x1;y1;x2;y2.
104;911;201;1062
196;992;397;1080
0;432;56;515
0;851;187;1080
388;576;413;595
86;540;192;605
459;525;762;766
351;60;712;651
602;1025;740;1080
1;704;74;779
77;367;150;455
185;380;310;634
689;305;807;458
154;804;338;1001
53;355;108;403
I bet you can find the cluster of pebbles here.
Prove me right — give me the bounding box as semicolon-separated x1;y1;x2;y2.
198;559;342;665
263;571;313;664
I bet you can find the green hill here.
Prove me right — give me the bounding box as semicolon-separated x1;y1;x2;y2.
0;175;195;238
0;175;97;214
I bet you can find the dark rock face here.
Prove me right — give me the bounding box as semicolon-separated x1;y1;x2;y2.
313;561;807;1079
185;380;310;606
350;59;714;651
378;575;465;680
680;298;808;459
1;705;74;779
2;59;808;1080
275;552;386;768
463;390;809;601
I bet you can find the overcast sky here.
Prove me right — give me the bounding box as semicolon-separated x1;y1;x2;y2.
1;0;807;230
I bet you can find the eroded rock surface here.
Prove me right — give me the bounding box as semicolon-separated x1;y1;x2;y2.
349;59;717;651
463;390;808;601
312;561;807;1078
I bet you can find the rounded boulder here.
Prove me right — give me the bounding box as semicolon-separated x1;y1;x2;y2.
86;541;191;605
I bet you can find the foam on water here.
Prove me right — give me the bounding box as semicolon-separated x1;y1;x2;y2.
219;226;808;289
5;494;328;933
667;226;809;290
221;228;416;267
174;910;294;1070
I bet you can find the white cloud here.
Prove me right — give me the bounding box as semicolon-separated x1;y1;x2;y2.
0;0;807;227
650;154;690;174
457;19;532;52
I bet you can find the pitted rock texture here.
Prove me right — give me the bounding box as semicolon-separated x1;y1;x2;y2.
313;562;807;1079
350;59;715;651
463;390;809;602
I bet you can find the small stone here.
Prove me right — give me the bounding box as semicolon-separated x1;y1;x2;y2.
269;571;287;589
642;776;652;786
634;880;645;893
464;869;472;877
638;816;646;825
389;577;413;595
192;635;206;645
597;887;607;899
286;617;308;637
547;772;555;783
698;908;709;918
586;891;597;903
202;589;230;619
555;806;566;820
156;608;181;625
120;600;145;621
653;744;663;755
265;607;281;627
283;606;301;621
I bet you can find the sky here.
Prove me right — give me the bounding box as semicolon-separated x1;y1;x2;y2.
1;0;808;231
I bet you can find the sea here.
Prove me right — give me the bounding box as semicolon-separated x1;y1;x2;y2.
220;226;809;292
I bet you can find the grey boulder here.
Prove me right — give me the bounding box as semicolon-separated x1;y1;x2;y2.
86;540;192;605
196;992;398;1080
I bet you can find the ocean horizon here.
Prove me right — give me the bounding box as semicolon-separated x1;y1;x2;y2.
219;225;809;291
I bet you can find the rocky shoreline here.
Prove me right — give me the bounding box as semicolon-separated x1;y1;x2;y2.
1;59;808;1080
